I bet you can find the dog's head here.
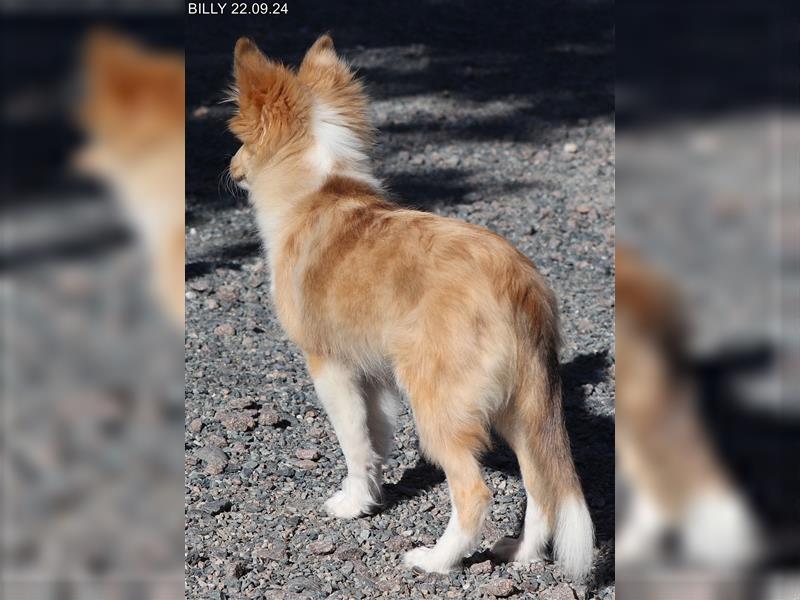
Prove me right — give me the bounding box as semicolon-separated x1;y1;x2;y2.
227;34;372;191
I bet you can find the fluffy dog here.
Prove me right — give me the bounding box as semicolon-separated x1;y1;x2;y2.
226;34;594;578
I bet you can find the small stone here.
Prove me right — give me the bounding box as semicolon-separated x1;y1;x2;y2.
216;285;238;303
219;411;255;432
255;546;286;562
469;559;492;574
214;323;235;337
259;409;281;427
228;441;246;454
563;142;578;154
576;204;591;214
189;279;210;291
197;446;228;475
188;418;203;433
481;578;517;597
334;545;363;561
206;298;218;310
308;539;335;555
201;499;232;515
204;462;225;477
539;582;577;600
443;155;461;168
521;581;540;594
207;434;227;448
224;578;240;593
226;560;248;579
295;448;320;461
229;397;256;410
295;459;317;470
287;576;319;594
385;536;411;552
540;570;557;586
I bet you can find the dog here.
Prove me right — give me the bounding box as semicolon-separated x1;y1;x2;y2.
226;34;594;578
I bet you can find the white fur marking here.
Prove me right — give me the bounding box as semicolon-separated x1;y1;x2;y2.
404;504;475;574
308;102;380;188
492;493;549;562
554;495;594;580
312;360;381;518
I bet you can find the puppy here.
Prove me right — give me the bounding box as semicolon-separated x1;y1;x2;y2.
226;34;594;578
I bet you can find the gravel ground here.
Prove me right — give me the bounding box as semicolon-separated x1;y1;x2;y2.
185;2;615;598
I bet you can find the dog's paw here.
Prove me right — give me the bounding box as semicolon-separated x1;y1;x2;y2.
491;536;544;563
323;489;370;519
403;546;453;574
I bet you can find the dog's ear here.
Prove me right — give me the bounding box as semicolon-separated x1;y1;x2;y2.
297;33;372;145
229;37;308;149
301;33;339;68
298;33;359;91
232;37;271;104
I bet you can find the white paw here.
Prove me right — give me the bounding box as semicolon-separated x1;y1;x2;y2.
403;546;454;574
491;536;544;563
323;489;371;519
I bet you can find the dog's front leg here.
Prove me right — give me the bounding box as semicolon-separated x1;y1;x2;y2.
307;354;383;518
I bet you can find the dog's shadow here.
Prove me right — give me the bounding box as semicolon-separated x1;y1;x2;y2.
185;240;262;280
380;350;614;582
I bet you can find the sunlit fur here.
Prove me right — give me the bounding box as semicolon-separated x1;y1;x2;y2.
227;34;593;579
74;29;185;326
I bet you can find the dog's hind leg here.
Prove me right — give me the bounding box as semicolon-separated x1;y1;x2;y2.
397;365;493;573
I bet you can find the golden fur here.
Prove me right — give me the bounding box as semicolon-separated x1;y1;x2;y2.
227;35;593;577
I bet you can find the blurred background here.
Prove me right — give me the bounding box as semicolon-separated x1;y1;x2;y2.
1;2;184;599
3;0;800;599
616;1;799;599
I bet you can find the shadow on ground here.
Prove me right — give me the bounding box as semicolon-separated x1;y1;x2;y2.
186;0;613;213
185;240;262;280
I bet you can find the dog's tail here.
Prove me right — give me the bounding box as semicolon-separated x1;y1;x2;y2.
514;314;594;580
531;341;594;579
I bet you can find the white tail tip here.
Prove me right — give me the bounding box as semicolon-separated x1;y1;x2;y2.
554;494;595;580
